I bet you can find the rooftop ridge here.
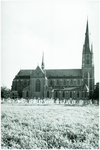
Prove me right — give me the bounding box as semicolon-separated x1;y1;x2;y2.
46;68;82;70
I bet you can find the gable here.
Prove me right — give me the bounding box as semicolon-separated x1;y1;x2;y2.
31;66;45;78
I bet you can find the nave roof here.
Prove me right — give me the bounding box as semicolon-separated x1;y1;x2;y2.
15;68;82;79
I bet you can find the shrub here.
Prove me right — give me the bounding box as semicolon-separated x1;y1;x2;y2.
1;86;11;99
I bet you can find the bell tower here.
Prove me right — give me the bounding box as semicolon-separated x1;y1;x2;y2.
82;19;95;98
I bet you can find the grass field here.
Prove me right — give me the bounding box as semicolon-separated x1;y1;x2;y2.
1;104;99;149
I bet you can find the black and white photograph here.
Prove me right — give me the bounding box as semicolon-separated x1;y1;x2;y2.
1;0;99;149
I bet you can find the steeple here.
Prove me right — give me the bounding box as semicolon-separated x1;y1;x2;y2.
41;52;45;70
82;19;95;98
82;19;94;68
83;19;90;53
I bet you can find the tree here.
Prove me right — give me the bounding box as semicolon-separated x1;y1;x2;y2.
10;91;19;99
92;82;99;104
1;86;11;99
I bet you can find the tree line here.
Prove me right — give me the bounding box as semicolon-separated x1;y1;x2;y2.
1;82;99;103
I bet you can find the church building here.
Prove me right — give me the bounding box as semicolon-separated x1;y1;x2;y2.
11;20;95;99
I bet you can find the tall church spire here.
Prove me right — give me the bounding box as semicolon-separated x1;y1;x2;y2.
83;19;90;53
41;52;45;70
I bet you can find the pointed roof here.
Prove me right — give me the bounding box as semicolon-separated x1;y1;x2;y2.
41;52;45;70
36;65;44;74
86;19;89;35
31;65;45;78
83;19;90;53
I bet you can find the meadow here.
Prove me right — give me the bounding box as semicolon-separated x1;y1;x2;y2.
1;102;99;149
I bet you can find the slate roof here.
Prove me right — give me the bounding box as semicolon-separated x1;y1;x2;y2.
46;69;82;77
15;68;82;78
54;86;82;91
17;70;34;76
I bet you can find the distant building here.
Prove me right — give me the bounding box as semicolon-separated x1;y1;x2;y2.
11;20;95;99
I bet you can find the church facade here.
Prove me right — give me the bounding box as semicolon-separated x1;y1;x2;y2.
11;20;95;99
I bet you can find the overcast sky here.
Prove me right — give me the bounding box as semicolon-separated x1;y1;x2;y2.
1;0;99;89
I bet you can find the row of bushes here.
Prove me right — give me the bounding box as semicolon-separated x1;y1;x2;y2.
1;98;98;105
1;84;99;104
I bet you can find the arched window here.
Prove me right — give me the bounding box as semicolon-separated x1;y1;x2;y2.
26;91;28;97
63;80;66;85
63;91;65;98
50;80;52;86
35;79;41;92
19;80;21;86
74;80;76;86
70;92;72;98
82;79;84;85
77;91;79;98
21;80;23;86
24;80;27;86
82;91;84;97
87;54;89;59
73;92;75;99
47;91;49;98
28;80;30;85
66;92;68;98
78;79;80;85
71;80;73;85
17;80;19;87
55;91;58;98
85;92;87;97
67;80;69;86
86;55;89;64
57;80;59;85
87;59;89;64
15;80;17;90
